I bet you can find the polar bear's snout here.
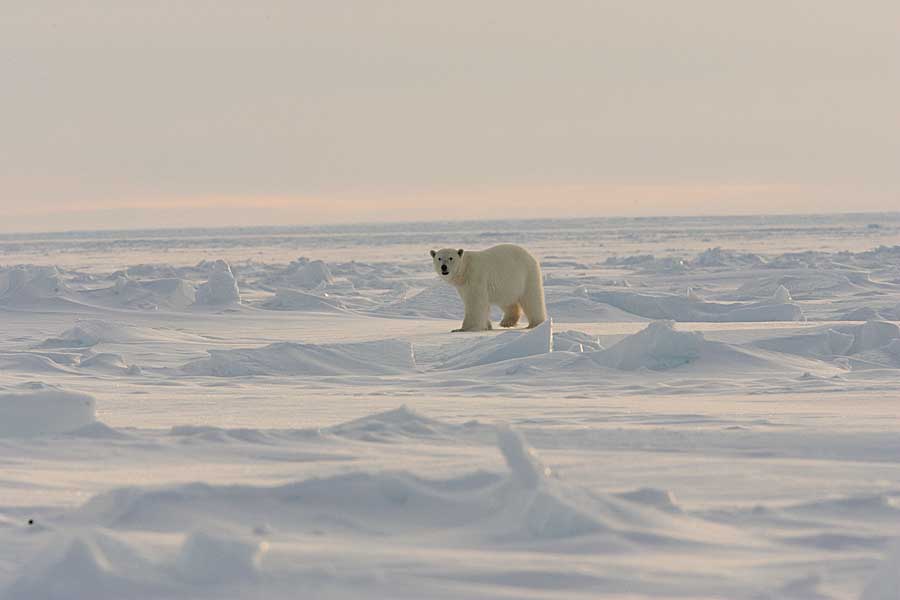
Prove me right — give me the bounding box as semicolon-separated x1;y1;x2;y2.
440;264;449;275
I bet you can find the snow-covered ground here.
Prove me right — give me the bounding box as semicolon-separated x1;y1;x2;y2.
2;213;900;599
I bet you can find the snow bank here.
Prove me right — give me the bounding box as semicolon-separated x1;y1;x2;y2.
260;288;347;312
195;260;241;305
594;321;704;370
847;321;900;354
0;266;71;306
38;320;143;348
545;296;649;322
87;276;196;310
79;352;141;375
0;382;96;436
70;412;718;551
378;283;465;319
180;339;416;376
552;329;604;353
589;290;803;322
437;320;552;369
266;258;334;289
3;535;143;600
328;405;451;442
862;542;900;600
755;328;856;358
174;530;266;584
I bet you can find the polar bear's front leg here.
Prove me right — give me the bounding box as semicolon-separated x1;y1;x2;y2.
453;286;492;332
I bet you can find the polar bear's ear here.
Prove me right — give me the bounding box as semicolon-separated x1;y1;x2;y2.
430;250;436;258
457;249;464;257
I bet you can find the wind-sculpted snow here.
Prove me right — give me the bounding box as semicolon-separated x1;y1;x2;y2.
753;321;900;366
588;289;803;322
0;382;96;436
38;320;147;348
260;288;348;312
263;258;335;289
85;276;197;310
2;217;900;598
435;320;552;370
592;321;704;370
0;266;73;306
195;259;241;306
180;339;416;376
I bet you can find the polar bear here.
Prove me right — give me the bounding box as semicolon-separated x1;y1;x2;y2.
430;244;547;332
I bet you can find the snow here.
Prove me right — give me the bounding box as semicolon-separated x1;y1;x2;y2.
195;259;241;306
1;214;900;598
0;382;96;436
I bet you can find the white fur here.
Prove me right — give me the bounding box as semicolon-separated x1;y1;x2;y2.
431;244;547;332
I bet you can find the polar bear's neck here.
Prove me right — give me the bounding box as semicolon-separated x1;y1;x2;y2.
448;252;471;287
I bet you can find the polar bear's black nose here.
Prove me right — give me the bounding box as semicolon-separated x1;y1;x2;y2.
441;265;448;274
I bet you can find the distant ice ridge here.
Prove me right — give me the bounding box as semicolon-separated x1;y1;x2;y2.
0;382;95;436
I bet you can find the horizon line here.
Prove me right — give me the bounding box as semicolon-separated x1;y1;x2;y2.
1;209;899;239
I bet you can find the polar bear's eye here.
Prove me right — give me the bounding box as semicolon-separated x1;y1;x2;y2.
448;257;453;261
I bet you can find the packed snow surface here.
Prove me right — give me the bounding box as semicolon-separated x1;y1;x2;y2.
2;213;900;599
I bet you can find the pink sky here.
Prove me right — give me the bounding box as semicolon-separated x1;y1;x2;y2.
1;2;898;232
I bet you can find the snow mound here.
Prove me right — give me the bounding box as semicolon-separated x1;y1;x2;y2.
79;352;141;375
847;321;900;354
754;328;856;358
266;258;335;289
545;296;650;322
594;321;704;371
0;382;96;436
260;288;347;312
378;283;465;319
840;306;888;322
38;320;143;348
174;530;265;584
553;329;604;353
754;322;900;364
180;339;416;376
863;542;900;600
437;320;552;369
0;266;71;306
87;276;196;310
0;352;71;374
327;405;452;442
590;290;803;322
195;260;240;305
2;535;142;600
496;426;552;488
591;321;835;375
73;413;722;550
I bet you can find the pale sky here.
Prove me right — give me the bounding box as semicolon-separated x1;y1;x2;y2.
1;1;898;232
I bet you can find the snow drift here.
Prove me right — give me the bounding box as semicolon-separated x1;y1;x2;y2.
180;339;416;376
0;382;96;436
195;260;241;306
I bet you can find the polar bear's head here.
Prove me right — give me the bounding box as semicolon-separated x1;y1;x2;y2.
430;248;464;280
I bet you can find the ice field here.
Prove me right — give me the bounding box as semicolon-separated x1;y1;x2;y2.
2;213;900;599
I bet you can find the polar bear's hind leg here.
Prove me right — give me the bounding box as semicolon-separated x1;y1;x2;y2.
519;274;547;329
499;304;522;328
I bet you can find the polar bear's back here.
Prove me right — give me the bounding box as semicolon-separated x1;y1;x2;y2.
465;244;541;305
